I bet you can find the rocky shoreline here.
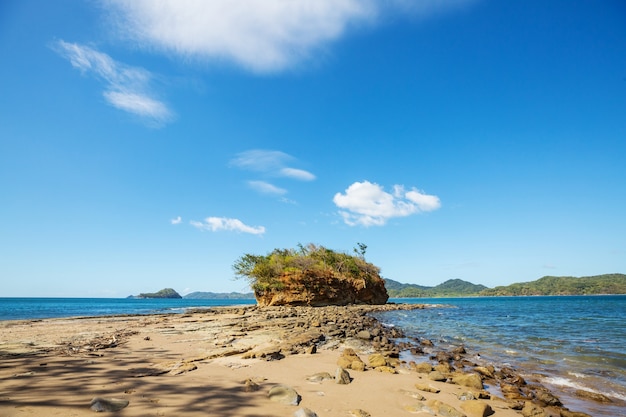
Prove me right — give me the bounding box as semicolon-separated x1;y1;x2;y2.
0;304;602;416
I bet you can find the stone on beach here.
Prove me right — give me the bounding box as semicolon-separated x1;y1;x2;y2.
425;399;466;417
367;353;387;368
268;384;301;405
89;397;129;412
460;400;494;417
415;383;440;393
307;372;334;383
574;389;613;403
335;367;352;384
294;407;318;417
451;372;484;390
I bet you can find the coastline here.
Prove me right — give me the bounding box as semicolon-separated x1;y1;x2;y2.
0;305;606;416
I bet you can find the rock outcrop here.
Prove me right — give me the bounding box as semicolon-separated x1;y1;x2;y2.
254;270;389;307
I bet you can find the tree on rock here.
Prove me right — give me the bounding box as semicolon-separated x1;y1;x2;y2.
232;243;389;307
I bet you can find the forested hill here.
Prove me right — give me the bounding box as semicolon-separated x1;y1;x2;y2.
385;278;487;297
479;274;626;296
386;274;626;297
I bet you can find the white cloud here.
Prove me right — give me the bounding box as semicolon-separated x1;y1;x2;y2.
231;150;292;172
248;180;287;195
280;167;316;181
231;150;315;180
333;180;441;226
103;0;376;73
190;217;265;235
52;40;173;125
170;216;182;225
102;0;475;73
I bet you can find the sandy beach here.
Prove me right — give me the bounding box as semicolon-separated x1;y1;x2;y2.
0;305;590;417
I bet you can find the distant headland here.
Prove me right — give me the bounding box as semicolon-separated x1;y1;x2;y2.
127;288;182;299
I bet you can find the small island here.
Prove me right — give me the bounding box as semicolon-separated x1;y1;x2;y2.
128;288;182;299
233;243;388;306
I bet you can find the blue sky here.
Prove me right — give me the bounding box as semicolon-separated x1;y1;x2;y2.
1;0;625;297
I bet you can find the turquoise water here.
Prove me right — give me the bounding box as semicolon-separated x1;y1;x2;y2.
0;297;255;321
380;295;626;417
1;295;624;416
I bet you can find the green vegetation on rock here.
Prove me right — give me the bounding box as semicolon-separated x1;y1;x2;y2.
233;243;381;292
479;274;626;296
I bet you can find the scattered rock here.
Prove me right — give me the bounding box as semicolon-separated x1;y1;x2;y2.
368;353;387;368
400;389;426;401
335;367;352;384
242;378;261;392
428;370;447;381
268;385;301;405
451;373;483;390
457;391;477;401
521;401;547;417
413;362;433;373
415;383;440;393
426;399;466;417
294;407;318;417
473;366;494;379
403;403;436;414
349;409;372;417
357;330;371;340
89;397;129;412
574;389;613;403
374;366;396;374
559;409;593;417
306;372;333;383
460;400;494;417
535;389;562;406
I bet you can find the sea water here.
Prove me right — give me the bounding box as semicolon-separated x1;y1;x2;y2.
0;297;255;321
378;295;626;417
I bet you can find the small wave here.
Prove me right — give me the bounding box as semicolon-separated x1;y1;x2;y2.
543;376;589;391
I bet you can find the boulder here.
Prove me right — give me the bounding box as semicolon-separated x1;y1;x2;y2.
413;362;433;373
451;373;484;390
89;397;129;412
426;399;466;417
460;400;494;417
428;370;447;381
294;408;318;417
335;367;352;384
415;383;440;393
268;385;301;405
368;353;387;368
574;389;612;403
521;401;546;417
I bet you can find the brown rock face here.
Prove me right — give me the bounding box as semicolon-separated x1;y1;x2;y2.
254;270;389;306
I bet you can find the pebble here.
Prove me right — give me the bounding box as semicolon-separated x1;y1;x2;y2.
89;397;129;412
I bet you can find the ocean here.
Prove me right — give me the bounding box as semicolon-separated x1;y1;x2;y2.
1;295;624;416
380;295;626;417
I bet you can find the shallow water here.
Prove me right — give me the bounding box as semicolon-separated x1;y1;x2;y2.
377;295;626;417
0;297;255;321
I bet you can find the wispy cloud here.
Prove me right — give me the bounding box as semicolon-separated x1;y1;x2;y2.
170;216;182;225
52;40;173;125
231;149;315;180
333;180;441;226
190;217;265;235
102;0;475;74
231;150;315;200
248;181;287;196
